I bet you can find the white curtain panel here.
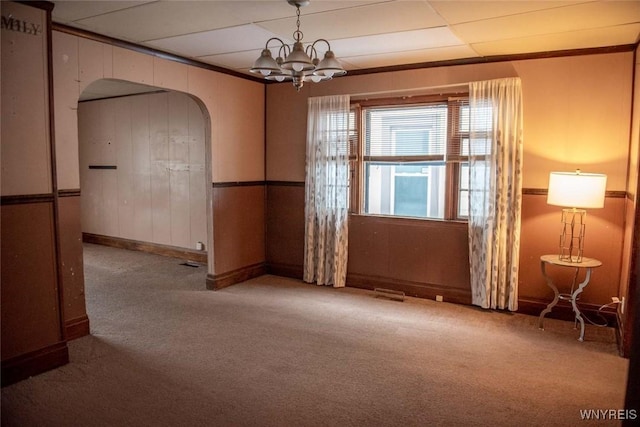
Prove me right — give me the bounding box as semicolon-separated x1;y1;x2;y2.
468;78;524;310
303;95;350;287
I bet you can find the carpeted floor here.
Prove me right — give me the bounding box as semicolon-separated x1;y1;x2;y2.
1;243;629;426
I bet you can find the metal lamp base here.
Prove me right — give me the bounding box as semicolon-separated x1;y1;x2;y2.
558;208;586;263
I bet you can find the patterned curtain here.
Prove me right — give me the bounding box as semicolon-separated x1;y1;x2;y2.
468;78;524;310
303;95;350;287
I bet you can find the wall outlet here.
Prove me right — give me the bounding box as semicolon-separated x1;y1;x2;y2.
435;295;443;302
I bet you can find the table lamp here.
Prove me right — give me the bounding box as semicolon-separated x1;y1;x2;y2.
546;170;607;263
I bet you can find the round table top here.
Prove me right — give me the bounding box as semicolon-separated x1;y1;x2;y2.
540;254;602;268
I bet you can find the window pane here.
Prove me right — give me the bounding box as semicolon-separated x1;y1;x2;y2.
365;104;447;157
458;163;469;218
364;162;445;219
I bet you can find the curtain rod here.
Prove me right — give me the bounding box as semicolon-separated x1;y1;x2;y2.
350;82;470;99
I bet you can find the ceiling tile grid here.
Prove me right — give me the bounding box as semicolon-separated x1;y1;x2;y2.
52;0;640;76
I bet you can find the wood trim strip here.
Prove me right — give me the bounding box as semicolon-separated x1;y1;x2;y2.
266;181;305;187
206;263;266;290
51;23;264;84
346;272;473;305
522;188;628;198
212;181;265;188
1;341;69;387
0;194;54;205
58;189;81;197
83;233;208;264
617;310;625;357
65;315;90;341
53;21;634;86
16;1;54;12
346;44;637;78
45;1;68;343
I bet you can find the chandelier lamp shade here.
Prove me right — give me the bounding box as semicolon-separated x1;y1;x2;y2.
546;170;607;263
250;0;346;91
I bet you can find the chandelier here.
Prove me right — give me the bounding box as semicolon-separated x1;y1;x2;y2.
250;0;346;91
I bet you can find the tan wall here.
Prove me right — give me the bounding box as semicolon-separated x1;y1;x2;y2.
1;2;67;375
52;29;266;279
1;2;52;196
513;53;633;189
78;92;207;250
53;29;266;186
266;52;633;309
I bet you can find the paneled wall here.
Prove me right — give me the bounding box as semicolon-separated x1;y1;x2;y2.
78;92;207;250
1;1;69;385
51;28;266;342
266;52;634;315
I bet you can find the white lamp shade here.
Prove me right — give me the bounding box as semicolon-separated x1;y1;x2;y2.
547;171;607;209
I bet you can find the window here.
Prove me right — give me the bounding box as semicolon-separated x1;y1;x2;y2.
349;95;470;220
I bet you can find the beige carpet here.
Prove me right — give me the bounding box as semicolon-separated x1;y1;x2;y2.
1;243;628;426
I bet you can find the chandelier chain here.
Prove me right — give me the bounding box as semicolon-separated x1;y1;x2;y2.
293;6;303;42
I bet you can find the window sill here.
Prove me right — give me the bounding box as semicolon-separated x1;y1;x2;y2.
348;213;468;227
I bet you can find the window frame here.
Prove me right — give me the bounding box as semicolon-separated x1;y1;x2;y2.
349;94;470;221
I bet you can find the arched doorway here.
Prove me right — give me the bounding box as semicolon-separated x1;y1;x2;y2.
73;78;213;336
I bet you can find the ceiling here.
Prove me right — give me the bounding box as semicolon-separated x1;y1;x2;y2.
53;0;640;91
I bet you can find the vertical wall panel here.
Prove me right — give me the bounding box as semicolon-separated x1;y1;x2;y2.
153;56;188;93
213;186;266;273
115;99;134;239
79;92;206;250
168;92;191;248
78;102;102;234
189;100;207;250
1;2;52;196
58;196;86;322
78;38;106;94
52;31;80;190
1;204;62;359
113;46;154;86
100;99;119;237
149;93;171;245
130;95;153;242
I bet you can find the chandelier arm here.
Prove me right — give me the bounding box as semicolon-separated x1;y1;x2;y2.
278;43;291;60
305;44;318;62
264;37;287;50
310;38;332;51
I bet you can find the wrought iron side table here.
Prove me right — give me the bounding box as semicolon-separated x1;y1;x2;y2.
538;254;602;342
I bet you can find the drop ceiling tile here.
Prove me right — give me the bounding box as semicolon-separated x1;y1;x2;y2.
330;28;464;58
225;1;387;23
471;23;640;56
198;49;265;71
52;1;154;23
451;1;640;44
342;45;479;69
71;1;251;42
429;1;589;25
258;1;446;43
147;25;294;58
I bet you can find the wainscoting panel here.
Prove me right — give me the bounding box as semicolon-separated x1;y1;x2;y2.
1;202;63;360
58;194;88;327
212;184;266;275
266;182;305;275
